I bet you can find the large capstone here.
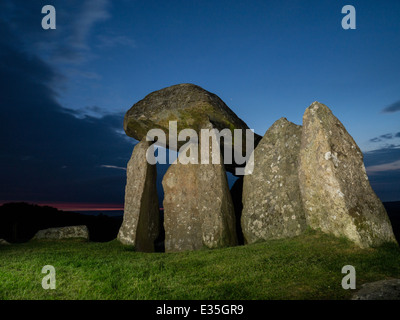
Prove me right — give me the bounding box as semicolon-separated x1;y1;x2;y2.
242;118;307;243
162;127;237;252
117;139;160;252
298;102;397;248
124;83;261;174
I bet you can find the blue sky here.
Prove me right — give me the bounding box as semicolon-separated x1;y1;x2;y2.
41;0;400;148
1;0;399;205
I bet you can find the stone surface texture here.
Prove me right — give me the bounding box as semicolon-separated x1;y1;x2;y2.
162;127;237;252
33;225;89;240
242;118;307;243
124;83;253;148
124;83;261;174
352;279;400;300
298;102;397;248
117;139;160;252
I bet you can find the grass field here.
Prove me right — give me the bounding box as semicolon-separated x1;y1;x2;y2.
1;230;399;300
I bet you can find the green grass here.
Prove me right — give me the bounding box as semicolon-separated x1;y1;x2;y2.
1;230;399;300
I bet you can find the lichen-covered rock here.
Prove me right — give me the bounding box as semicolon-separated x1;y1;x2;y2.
198;130;238;249
117;139;160;252
298;102;397;248
352;279;400;300
162;159;203;252
162;128;237;252
124;83;261;174
124;83;251;146
242;118;307;244
33;225;89;240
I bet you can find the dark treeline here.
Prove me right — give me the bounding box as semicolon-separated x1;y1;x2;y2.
0;201;399;245
0;203;122;243
384;201;400;243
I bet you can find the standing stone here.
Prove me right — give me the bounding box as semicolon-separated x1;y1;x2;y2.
298;102;397;248
162;128;237;252
163;157;203;252
198;131;238;249
242;118;307;244
117;139;159;252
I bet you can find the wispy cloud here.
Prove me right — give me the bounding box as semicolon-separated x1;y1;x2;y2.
0;22;132;204
73;0;110;49
17;0;112;66
380;133;393;140
366;160;400;174
52;0;110;64
100;165;126;171
62;106;125;120
369;132;400;143
96;34;136;49
382;100;400;113
64;68;102;80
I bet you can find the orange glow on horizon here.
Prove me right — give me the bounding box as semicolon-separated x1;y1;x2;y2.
38;203;125;211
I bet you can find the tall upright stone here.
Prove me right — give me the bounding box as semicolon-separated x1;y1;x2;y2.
162;157;203;252
198;127;238;249
298;102;397;248
242;118;307;244
117;139;160;252
162;127;237;252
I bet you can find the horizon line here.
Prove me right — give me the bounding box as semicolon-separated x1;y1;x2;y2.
0;201;125;212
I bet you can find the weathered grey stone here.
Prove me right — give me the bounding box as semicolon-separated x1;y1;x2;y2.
124;83;253;146
0;239;11;245
33;225;89;240
242;118;307;244
352;279;400;300
162;127;237;252
124;83;261;174
298;102;397;248
117;139;160;252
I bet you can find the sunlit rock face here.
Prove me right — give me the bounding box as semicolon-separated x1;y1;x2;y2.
242;118;307;244
118;139;159;252
298;102;397;248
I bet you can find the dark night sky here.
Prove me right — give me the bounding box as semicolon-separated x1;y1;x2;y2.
0;0;399;209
